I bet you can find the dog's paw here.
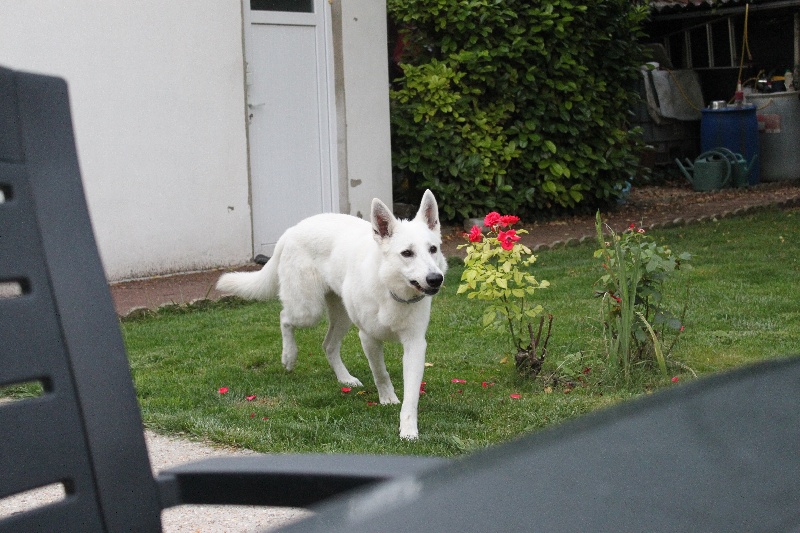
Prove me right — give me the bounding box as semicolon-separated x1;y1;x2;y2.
376;384;399;404
281;351;297;371
399;428;419;440
339;376;363;387
399;411;418;439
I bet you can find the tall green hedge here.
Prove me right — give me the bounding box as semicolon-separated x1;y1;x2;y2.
388;0;649;221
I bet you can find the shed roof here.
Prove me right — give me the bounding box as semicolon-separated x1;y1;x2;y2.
650;0;798;18
651;0;737;9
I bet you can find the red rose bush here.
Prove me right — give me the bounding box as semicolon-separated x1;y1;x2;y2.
458;213;551;376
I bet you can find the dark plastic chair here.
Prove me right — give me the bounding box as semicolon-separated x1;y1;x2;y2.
0;65;443;532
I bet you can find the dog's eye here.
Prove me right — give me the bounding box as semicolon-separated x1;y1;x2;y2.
401;249;414;258
429;246;438;254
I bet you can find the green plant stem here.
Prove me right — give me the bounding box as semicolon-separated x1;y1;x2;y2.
502;294;519;351
637;311;667;378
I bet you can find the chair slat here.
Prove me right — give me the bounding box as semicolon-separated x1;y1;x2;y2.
0;397;96;501
0;299;68;387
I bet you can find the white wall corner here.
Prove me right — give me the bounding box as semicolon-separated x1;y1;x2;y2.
0;2;253;280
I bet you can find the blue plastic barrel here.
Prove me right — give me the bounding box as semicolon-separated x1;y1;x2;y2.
701;105;760;185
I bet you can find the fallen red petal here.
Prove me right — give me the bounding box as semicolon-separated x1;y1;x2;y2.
367;401;378;406
341;387;352;393
672;376;680;383
510;393;522;399
246;395;257;401
218;387;229;395
249;412;256;418
451;378;467;384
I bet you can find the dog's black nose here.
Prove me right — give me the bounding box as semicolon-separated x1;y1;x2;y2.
426;273;444;288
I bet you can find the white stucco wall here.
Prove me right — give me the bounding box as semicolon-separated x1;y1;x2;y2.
1;1;394;280
336;0;393;219
0;1;252;280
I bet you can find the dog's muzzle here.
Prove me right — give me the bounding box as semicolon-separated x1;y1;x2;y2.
411;273;443;295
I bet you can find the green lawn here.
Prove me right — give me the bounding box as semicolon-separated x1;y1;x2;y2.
122;208;800;456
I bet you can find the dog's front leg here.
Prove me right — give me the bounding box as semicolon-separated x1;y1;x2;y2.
399;337;427;440
359;331;399;405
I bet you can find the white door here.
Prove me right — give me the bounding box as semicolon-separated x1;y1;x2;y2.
244;0;338;258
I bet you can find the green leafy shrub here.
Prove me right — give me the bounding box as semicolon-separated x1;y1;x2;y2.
388;0;649;221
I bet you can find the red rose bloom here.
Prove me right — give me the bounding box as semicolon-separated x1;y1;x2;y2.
499;214;520;227
468;225;483;242
497;229;520;251
483;212;502;228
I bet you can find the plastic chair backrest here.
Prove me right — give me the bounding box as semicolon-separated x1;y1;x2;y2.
0;66;162;533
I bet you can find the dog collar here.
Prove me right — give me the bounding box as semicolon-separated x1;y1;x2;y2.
390;291;426;304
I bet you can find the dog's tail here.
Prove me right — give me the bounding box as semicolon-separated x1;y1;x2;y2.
216;241;282;301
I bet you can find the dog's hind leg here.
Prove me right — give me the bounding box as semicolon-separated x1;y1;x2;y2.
323;294;362;387
280;302;325;371
359;332;400;405
279;309;301;371
279;297;325;372
278;258;327;371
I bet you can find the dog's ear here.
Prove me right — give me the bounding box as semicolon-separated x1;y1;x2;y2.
371;198;396;241
415;189;440;233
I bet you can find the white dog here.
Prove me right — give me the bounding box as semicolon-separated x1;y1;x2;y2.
216;190;447;440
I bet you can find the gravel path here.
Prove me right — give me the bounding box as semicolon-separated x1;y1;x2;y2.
0;424;311;532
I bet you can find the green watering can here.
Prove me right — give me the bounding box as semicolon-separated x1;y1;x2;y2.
712;147;757;188
675;150;731;192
